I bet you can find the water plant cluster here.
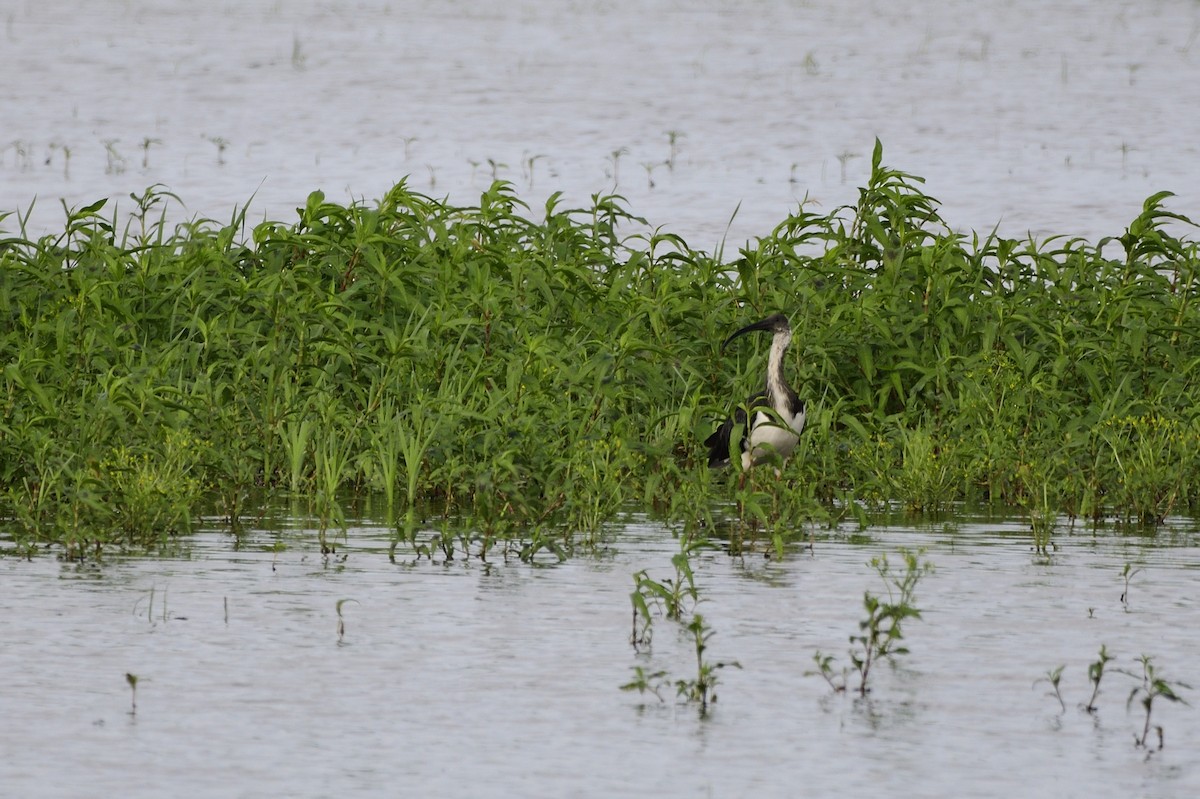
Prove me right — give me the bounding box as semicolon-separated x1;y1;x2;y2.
1040;644;1190;752
810;549;932;695
3;142;1200;557
623;535;739;713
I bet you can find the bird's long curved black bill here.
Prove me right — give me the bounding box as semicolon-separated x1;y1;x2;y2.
722;315;785;351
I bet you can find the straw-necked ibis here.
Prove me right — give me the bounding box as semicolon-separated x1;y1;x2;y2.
704;313;806;471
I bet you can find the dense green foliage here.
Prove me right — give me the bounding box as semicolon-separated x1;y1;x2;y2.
2;142;1198;557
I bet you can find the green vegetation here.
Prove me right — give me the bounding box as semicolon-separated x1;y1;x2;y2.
125;672;138;715
1036;664;1067;713
675;612;739;712
623;536;739;714
1124;654;1190;750
810;549;932;695
1040;645;1191;750
1037;644;1112;715
1087;644;1114;714
1119;562;1143;608
3;141;1200;558
631;535;703;628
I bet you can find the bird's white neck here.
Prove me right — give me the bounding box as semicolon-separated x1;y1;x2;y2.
765;329;791;405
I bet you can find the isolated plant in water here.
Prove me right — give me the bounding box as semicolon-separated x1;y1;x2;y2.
1035;644;1109;716
623;537;738;715
1123;655;1190;750
125;672;139;715
1119;563;1143;608
621;666;670;701
1036;665;1067;713
629;573;657;650
675;612;739;714
630;537;702;627
1086;644;1113;714
810;549;932;695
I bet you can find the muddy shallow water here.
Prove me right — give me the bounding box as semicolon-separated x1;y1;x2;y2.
2;514;1198;798
3;0;1199;246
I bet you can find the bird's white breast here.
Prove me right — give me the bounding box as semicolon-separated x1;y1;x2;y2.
742;408;805;469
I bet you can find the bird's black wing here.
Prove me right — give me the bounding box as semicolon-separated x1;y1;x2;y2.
704;390;767;467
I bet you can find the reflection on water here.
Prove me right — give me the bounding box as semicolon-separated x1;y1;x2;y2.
2;513;1198;797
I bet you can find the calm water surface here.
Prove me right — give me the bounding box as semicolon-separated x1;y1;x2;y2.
3;0;1199;245
2;513;1198;798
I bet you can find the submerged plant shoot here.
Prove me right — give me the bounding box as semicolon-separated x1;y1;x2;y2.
2;143;1199;557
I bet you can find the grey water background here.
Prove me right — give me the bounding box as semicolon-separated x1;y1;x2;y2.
3;1;1200;796
3;0;1199;246
2;516;1199;798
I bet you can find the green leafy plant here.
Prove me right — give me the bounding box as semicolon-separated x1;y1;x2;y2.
1120;562;1143;608
811;549;932;695
620;666;670;701
631;539;701;624
624;536;737;714
1123;655;1190;750
1036;665;1067;713
1086;644;1113;714
674;613;739;714
125;672;139;715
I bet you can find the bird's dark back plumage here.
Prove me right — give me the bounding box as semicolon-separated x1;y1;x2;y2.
703;394;757;467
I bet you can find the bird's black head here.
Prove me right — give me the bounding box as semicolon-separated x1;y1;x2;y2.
722;313;791;351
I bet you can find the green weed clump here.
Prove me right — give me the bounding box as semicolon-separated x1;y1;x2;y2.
1038;646;1190;751
810;549;932;695
623;535;739;714
3;141;1200;557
